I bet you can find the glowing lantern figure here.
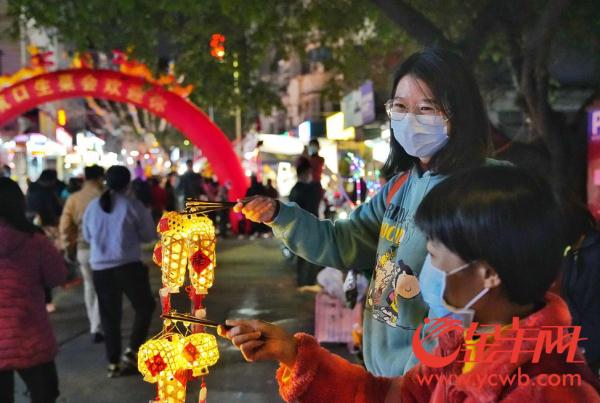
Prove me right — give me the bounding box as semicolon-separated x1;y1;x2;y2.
141;204;221;402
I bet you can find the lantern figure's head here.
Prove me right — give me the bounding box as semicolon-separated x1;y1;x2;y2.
179;333;220;376
157;211;185;234
138;338;179;383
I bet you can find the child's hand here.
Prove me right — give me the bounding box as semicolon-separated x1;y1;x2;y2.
219;319;297;367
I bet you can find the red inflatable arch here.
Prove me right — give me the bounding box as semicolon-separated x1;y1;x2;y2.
0;69;248;199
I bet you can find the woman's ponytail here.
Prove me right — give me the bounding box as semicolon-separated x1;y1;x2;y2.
101;165;131;213
99;189;113;213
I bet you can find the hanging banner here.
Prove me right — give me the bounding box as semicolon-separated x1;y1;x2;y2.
0;69;248;198
588;108;600;219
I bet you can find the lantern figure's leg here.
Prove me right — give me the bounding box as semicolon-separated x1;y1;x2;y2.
159;287;171;315
199;378;207;403
188;288;206;333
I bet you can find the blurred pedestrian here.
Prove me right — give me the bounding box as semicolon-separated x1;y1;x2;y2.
307;138;325;186
131;176;152;208
60;177;83;201
289;162;322;287
216;180;231;237
0;178;67;403
178;159;205;201
149;176;167;222
164;172;178;212
59;165;105;343
26;169;62;223
83;165;156;378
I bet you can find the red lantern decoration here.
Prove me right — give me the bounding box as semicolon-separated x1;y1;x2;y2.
190;250;211;274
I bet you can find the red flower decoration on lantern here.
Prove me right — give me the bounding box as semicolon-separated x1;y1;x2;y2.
191;250;211;274
159;217;170;233
153;244;162;266
183;342;199;362
145;353;167;377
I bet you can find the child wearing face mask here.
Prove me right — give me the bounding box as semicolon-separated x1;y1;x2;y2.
224;165;600;403
235;48;504;377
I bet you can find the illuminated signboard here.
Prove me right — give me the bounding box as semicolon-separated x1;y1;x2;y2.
326;112;355;140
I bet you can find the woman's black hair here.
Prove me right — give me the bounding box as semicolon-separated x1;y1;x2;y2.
415;165;561;306
99;165;131;213
0;177;40;234
382;48;491;179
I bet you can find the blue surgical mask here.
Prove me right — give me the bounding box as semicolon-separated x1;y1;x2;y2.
391;113;448;158
421;253;489;327
420;254;453;318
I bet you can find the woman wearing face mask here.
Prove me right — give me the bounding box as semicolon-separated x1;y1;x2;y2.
234;48;496;376
224;166;600;402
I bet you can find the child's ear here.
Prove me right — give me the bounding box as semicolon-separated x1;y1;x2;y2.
476;262;501;289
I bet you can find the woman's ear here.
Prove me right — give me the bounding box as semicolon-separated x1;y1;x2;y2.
475;262;501;289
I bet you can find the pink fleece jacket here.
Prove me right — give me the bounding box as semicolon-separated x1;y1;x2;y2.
0;224;67;370
277;293;600;402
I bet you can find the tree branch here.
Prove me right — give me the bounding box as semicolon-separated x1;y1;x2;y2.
458;0;504;65
370;0;453;48
521;0;571;126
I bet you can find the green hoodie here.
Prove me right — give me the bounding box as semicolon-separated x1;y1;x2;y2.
270;165;446;376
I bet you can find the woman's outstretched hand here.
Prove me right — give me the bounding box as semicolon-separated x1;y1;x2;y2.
219;319;297;367
233;197;278;223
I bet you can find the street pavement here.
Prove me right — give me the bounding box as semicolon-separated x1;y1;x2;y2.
15;238;352;402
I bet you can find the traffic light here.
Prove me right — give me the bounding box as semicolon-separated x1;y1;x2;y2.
57;109;67;126
210;33;225;61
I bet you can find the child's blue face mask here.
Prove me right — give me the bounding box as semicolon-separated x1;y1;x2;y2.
420;254;489;327
420;254;452;318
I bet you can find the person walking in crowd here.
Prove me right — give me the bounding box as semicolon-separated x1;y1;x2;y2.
216;180;231;237
235;48;495;376
0;178;67;403
149;176;167;222
164;172;178;212
225;166;600;402
178;159;205;201
307;139;325;186
26;169;62;223
60;177;83;202
83;165;156;378
59;165;105;343
289;161;322;288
